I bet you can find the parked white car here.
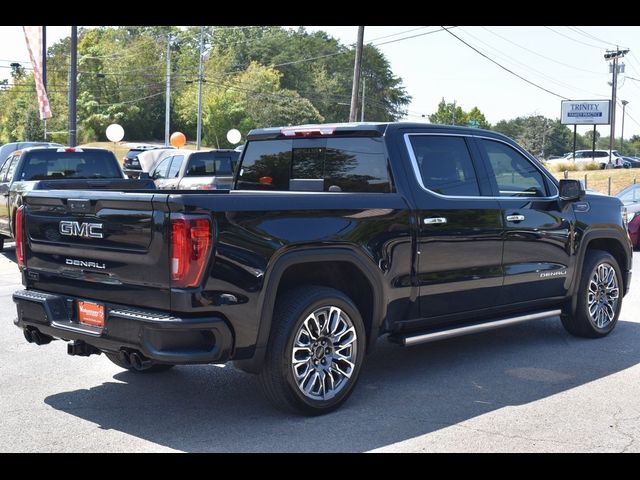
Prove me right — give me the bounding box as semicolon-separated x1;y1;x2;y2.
547;149;624;169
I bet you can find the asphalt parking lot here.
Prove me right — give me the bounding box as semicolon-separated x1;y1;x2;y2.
0;244;638;452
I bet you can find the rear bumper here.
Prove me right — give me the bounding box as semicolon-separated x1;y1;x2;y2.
13;289;233;364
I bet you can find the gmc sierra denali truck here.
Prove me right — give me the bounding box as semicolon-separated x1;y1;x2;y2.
12;123;633;415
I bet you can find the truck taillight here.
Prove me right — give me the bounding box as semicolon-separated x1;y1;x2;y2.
170;214;212;288
15;205;25;267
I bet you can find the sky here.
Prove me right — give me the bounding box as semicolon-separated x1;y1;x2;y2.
2;25;640;139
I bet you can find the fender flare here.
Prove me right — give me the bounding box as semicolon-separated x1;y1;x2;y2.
243;247;385;373
568;228;632;313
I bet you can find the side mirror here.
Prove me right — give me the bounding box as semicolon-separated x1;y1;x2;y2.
139;172;150;180
559;179;584;201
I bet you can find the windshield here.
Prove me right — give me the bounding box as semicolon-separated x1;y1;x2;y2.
20;150;123;180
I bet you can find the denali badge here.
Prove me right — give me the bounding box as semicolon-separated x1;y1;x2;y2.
65;258;106;269
59;220;103;239
540;270;567;278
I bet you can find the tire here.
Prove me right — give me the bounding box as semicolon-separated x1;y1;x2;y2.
0;236;4;252
105;352;175;373
258;286;366;415
562;249;623;338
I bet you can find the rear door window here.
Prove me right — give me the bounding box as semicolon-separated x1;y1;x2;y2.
168;155;184;178
408;135;480;196
152;156;173;180
0;156;13;182
6;156;20;181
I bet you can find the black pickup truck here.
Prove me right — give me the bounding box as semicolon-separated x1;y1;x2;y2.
13;123;633;415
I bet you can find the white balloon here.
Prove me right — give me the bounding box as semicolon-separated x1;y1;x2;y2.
106;124;125;142
226;128;242;145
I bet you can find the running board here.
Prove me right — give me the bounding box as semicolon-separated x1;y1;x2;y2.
397;309;562;347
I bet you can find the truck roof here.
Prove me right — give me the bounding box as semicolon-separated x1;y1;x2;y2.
246;122;498;141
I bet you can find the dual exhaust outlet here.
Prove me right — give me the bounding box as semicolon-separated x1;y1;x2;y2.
118;349;152;371
23;327;53;346
23;327;150;371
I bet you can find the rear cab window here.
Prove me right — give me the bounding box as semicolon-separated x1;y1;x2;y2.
19;149;123;180
237;137;393;193
185;152;236;177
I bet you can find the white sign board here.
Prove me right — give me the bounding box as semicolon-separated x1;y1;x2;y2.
561;100;611;125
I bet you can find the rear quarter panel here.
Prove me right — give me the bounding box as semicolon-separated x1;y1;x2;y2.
166;191;413;357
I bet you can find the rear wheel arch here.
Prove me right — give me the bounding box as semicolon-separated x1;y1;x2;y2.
240;248;385;374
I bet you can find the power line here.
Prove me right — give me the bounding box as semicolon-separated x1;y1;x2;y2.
457;27;607;98
543;26;603;49
94;91;165;107
366;26;431;42
566;26;625;48
373;26;458;46
442;26;568;99
480;27;602;75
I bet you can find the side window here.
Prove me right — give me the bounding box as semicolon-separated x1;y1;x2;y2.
6;156;20;182
168;155;184;178
408;135;480;196
479;139;548;198
152;156;173;180
0;157;13;182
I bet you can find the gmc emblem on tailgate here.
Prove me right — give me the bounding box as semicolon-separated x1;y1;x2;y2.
59;221;104;239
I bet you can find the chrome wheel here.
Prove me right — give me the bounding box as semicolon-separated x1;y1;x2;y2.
587;262;619;328
291;306;357;401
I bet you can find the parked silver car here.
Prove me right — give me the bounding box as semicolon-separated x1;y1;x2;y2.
149;149;239;190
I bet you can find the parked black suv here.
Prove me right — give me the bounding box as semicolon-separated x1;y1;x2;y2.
13;123;633;415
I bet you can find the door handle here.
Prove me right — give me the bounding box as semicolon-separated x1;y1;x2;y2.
424;217;448;225
506;214;525;222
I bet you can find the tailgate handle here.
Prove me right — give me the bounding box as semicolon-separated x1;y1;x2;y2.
68;199;91;213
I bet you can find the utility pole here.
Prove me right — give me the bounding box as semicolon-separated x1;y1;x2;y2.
42;26;47;141
621;99;629;151
196;26;205;150
349;26;364;123
164;34;172;146
360;78;366;122
541;118;548;160
68;25;77;147
604;47;629;165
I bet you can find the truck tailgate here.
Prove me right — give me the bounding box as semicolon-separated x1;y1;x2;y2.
22;190;171;310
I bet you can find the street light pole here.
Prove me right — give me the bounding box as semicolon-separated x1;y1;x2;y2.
621;99;629;151
164;34;172;146
68;26;77;147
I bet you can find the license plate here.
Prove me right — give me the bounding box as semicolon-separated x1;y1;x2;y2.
78;301;105;327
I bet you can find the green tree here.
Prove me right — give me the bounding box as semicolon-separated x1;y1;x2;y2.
494;115;574;158
467;107;491;129
428;98;467;125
